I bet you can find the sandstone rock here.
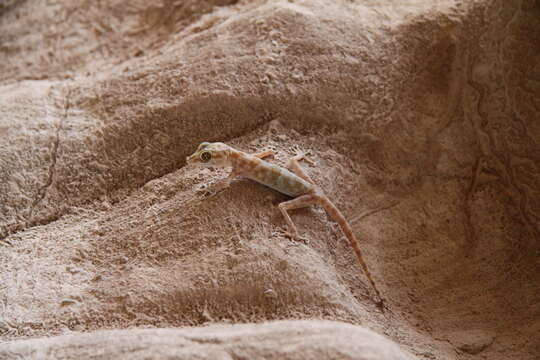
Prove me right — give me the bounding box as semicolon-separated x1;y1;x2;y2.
0;1;538;360
447;329;495;355
0;320;414;360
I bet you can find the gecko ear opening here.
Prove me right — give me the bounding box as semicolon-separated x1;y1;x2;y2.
200;151;212;162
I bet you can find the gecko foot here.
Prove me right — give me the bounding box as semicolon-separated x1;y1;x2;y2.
198;180;231;198
280;229;309;244
290;146;315;165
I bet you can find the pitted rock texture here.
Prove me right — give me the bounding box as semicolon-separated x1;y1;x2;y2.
0;1;538;360
0;320;414;360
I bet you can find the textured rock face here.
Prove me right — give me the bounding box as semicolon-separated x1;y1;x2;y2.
0;1;538;360
0;320;414;360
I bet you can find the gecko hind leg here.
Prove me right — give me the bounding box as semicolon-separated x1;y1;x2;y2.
286;153;315;184
278;194;318;242
252;149;275;159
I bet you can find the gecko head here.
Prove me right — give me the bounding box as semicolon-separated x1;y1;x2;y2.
186;142;231;167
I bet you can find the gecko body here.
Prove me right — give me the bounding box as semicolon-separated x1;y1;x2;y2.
233;149;313;197
187;142;384;309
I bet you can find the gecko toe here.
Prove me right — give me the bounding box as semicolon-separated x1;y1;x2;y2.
279;229;309;244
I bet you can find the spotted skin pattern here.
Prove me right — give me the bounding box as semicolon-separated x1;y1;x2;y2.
187;142;384;309
234;154;312;197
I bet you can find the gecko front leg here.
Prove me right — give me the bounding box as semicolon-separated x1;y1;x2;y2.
216;150;274;189
205;149;274;196
211;168;240;193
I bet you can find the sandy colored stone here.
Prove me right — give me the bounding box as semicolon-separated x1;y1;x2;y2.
0;320;414;360
446;329;496;355
0;1;538;360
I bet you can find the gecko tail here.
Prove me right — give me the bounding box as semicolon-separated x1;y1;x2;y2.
319;196;385;309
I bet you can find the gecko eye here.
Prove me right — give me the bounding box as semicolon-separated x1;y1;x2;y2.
200;151;212;162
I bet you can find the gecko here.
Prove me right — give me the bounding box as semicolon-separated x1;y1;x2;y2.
186;141;384;309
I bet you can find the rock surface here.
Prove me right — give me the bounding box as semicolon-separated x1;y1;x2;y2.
446;329;495;355
1;1;539;360
0;320;414;360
